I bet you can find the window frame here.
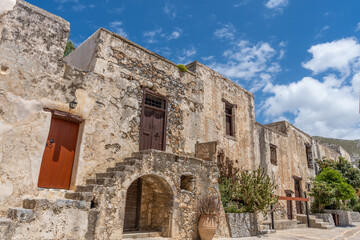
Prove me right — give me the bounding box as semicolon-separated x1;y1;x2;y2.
305;143;313;169
222;98;237;138
269;143;278;166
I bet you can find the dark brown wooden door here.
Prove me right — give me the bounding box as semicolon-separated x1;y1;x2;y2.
124;179;142;231
38;117;79;189
294;180;303;214
286;192;293;219
140;92;167;151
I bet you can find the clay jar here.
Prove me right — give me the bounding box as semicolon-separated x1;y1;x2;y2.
198;214;217;240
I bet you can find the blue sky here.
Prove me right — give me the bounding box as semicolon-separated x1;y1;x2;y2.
29;0;360;139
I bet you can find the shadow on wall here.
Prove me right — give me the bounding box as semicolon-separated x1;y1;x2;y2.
123;174;173;237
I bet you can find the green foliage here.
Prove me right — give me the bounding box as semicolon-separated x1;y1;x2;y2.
315;157;360;190
310;180;336;213
310;167;356;213
219;168;278;215
177;64;188;72
64;40;76;56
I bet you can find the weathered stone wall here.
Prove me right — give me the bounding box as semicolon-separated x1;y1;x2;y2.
254;121;349;221
0;0;71;214
90;150;230;240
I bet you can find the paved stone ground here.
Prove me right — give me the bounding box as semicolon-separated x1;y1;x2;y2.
219;223;360;240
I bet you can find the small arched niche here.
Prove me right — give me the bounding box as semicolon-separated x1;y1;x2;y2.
123;174;173;237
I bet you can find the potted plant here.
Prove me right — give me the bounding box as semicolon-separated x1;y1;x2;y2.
198;195;220;240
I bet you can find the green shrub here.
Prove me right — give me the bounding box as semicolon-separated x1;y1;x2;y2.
64;40;76;56
310;167;356;213
177;64;188;72
219;168;278;215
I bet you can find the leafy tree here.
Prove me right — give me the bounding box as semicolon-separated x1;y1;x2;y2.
315;157;360;190
64;40;76;56
310;181;336;213
310;167;356;212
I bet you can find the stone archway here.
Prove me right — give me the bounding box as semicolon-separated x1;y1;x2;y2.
123;174;174;237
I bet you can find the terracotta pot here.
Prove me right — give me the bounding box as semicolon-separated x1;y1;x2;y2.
198;214;217;240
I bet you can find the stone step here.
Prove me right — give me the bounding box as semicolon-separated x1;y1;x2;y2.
259;229;276;235
96;172;115;179
122;231;162;239
131;152;143;158
0;218;14;239
23;198;91;210
258;224;270;231
7;208;35;223
108;166;126;172
115;162;128;167
64;192;94;201
86;178;116;186
76;185;95;193
296;224;307;228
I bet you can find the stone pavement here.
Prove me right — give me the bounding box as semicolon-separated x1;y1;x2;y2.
218;223;360;240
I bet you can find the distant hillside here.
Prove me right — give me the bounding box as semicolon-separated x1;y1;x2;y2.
313;136;360;164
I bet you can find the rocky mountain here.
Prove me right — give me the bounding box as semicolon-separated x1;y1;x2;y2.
313;136;360;165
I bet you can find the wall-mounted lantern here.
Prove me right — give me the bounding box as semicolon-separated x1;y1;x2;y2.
69;99;78;109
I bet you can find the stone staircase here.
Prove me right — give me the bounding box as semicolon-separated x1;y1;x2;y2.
122;231;164;239
297;214;335;229
0;152;149;240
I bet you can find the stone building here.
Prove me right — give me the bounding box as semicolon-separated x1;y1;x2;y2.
0;1;351;239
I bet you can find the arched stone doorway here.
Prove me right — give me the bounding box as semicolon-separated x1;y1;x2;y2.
123;174;173;237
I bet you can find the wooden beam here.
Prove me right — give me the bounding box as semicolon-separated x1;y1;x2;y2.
278;196;310;202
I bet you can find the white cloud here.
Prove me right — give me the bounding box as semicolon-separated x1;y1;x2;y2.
162;29;182;40
265;0;289;9
72;4;85;11
202;56;214;61
234;0;249;7
356;22;360;32
315;25;330;39
262;77;359;139
214;24;236;40
210;40;281;91
302;38;360;76
262;38;360;140
144;28;182;43
143;28;162;43
178;47;197;63
109;21;128;38
163;2;176;18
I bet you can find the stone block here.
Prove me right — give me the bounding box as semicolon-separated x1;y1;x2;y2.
195;141;218;161
226;213;258;237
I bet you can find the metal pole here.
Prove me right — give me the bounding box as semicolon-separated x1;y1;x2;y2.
304;192;310;228
270;205;275;230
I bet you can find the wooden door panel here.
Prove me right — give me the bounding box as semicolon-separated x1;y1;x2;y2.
152;111;165;150
140;108;154;151
124;179;141;231
294;181;303;214
38;117;79;189
139;91;167;152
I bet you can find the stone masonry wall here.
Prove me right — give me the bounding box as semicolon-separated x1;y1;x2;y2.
255;121;349;222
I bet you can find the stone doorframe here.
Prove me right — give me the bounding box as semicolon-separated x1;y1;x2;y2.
98;171;178;240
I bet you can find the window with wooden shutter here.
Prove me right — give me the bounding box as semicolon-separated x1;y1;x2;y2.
305;144;313;169
225;104;234;136
270;144;277;166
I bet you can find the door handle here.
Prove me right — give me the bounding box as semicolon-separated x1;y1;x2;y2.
46;139;55;148
154;131;160;137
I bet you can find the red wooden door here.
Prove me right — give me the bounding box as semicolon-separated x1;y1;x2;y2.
140;92;167;151
38;117;79;189
294;180;303;214
124;179;142;231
